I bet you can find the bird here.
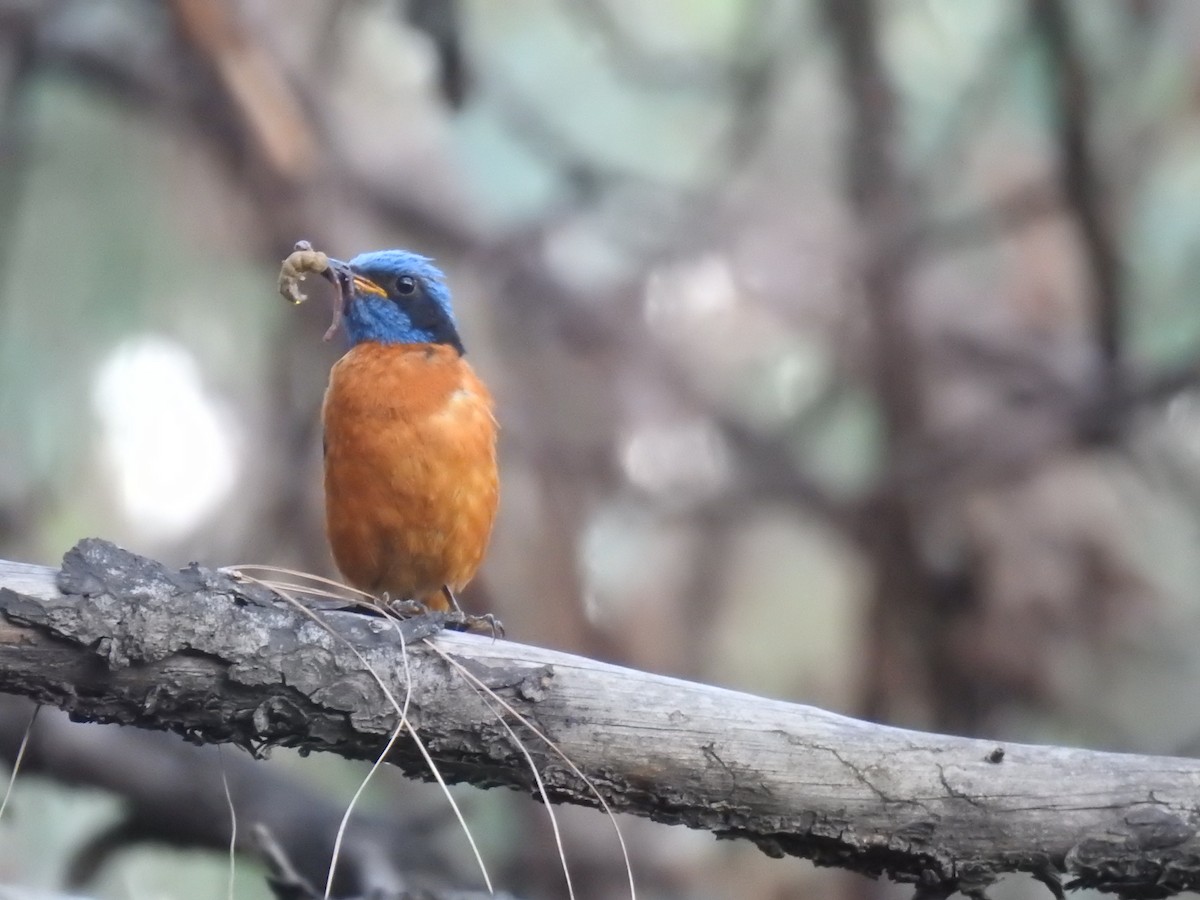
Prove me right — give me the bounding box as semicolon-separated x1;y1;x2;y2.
297;247;499;619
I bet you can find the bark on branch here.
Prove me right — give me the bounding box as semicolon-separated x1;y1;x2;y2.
1;540;1199;898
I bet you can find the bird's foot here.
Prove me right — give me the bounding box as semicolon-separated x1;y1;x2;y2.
379;595;429;618
444;611;505;640
439;586;504;638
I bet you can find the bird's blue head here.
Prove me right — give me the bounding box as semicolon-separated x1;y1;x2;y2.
331;249;464;354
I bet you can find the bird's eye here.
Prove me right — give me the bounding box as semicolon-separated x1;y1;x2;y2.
396;276;417;295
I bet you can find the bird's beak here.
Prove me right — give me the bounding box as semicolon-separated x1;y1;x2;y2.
351;274;388;297
315;258;388;342
318;256;351;288
320;258;387;298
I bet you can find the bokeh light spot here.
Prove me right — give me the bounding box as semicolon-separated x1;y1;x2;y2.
93;335;239;537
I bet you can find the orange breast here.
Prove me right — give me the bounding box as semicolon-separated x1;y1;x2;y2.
322;342;498;609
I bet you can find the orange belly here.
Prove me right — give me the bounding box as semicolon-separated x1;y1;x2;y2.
322;342;498;610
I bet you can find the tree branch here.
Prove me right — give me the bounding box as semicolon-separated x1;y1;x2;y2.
1;540;1200;897
0;695;460;897
1030;0;1125;425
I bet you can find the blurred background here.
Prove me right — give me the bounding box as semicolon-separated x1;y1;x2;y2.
0;0;1198;897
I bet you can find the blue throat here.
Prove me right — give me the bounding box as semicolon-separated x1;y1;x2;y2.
341;250;465;354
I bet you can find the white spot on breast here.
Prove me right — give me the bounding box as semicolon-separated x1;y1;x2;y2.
430;386;494;438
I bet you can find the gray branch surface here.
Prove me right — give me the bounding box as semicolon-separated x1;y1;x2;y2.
0;540;1198;899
